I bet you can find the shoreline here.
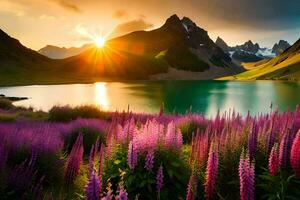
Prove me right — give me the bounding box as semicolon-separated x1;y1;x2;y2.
0;77;299;87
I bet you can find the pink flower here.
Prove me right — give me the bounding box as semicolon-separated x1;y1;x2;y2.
268;144;279;176
291;131;300;179
186;175;197;200
279;130;294;169
204;143;219;200
115;187;128;200
65;134;84;183
239;152;255;200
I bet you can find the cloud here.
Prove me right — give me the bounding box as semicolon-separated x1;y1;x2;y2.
0;0;26;17
113;9;128;19
57;0;81;13
39;14;57;20
109;18;153;38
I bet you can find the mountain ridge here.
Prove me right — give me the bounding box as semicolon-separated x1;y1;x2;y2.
0;14;245;85
219;38;300;80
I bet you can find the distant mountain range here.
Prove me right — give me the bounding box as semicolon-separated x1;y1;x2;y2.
215;37;291;63
220;38;300;80
38;44;92;59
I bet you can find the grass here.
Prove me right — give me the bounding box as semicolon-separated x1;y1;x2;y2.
220;53;300;81
48;105;110;122
0;99;14;110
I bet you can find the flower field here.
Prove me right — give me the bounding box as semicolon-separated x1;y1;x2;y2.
0;105;300;199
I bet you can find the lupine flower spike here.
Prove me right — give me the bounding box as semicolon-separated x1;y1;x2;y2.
239;152;255;200
291;130;300;179
85;169;101;200
268;143;279;176
204;142;219;200
65;134;84;183
186;175;198;200
156;164;164;199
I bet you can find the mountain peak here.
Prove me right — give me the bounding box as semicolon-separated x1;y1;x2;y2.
181;17;196;26
164;14;181;25
216;36;230;52
282;38;300;55
272;39;291;55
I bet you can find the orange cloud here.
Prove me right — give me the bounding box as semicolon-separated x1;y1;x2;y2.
58;0;81;13
113;9;128;19
109;18;153;39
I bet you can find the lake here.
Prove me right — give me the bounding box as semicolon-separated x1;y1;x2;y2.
1;81;300;117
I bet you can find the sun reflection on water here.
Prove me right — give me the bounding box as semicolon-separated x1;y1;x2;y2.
94;82;109;110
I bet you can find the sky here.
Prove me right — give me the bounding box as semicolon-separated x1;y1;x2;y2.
0;0;299;50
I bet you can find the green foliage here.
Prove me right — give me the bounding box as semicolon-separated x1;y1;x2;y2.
64;126;106;155
0;99;14;110
48;105;109;122
179;121;206;143
0;113;17;122
104;147;190;199
257;168;300;200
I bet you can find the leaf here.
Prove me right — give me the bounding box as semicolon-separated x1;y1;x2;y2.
114;159;121;165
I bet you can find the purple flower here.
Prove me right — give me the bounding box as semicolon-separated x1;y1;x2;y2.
156;165;164;192
248;123;258;161
101;189;113;200
204;143;219;200
0;140;8;171
85;170;101;200
9;153;37;195
99;143;105;180
144;150;155;171
65;134;84;183
279;129;295;168
89;145;95;174
115;187;128;200
239;152;255;200
127;142;138;170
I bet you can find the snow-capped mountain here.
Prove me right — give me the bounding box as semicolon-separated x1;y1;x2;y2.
216;37;288;63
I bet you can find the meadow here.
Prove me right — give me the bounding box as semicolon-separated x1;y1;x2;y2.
0;100;300;200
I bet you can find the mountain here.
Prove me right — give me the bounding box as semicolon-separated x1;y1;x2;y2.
215;37;231;52
107;15;238;71
234;40;260;53
220;38;300;80
0;29;51;67
272;40;291;56
0;15;244;85
59;15;242;79
216;38;276;63
38;44;92;59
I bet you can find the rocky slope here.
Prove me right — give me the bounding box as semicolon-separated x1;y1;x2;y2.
272;40;291;55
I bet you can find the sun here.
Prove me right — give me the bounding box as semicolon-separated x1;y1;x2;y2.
95;36;106;48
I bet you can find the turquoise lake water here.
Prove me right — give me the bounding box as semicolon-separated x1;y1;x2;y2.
1;81;300;117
